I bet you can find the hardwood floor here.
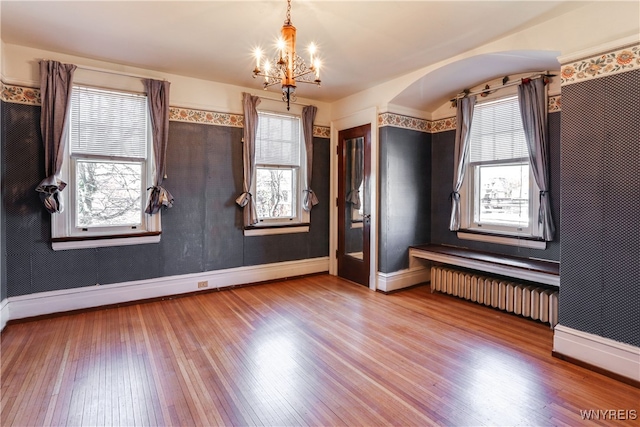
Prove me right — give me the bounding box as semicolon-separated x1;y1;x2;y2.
2;274;638;426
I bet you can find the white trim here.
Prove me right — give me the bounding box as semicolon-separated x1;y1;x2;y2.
2;257;329;324
557;35;640;64
243;225;309;237
553;324;640;382
0;298;9;332
409;247;559;287
52;234;161;251
376;267;431;293
457;232;547;250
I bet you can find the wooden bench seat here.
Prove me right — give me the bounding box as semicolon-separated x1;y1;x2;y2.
409;244;559;288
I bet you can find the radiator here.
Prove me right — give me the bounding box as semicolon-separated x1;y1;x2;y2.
430;265;558;327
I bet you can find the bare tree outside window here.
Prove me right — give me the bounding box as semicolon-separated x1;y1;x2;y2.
256;168;294;219
76;161;142;227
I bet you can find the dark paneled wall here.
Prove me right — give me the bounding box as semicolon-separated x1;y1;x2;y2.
430;112;561;262
1;102;329;298
560;70;639;347
378;126;431;273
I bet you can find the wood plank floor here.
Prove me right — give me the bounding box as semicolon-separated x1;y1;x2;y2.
2;274;638;426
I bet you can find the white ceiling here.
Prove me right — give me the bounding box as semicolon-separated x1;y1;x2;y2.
2;1;587;112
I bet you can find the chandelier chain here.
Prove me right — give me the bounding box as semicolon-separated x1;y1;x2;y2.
285;0;292;24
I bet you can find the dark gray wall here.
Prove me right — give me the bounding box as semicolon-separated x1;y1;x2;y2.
430;112;561;262
560;70;639;347
1;100;6;302
2;102;329;298
378;126;431;273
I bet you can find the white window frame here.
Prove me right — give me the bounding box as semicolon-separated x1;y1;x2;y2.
245;108;310;236
458;94;545;249
51;85;160;250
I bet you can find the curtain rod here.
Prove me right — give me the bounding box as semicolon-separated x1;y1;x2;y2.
451;72;553;101
41;59;166;81
75;65;168;81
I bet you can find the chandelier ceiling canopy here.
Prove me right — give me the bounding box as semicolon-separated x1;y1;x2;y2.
252;0;322;110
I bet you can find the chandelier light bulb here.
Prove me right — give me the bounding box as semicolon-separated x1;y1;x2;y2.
308;43;317;68
254;48;262;70
277;37;286;63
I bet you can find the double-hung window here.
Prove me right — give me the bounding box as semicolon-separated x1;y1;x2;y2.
51;86;160;250
460;95;541;240
249;111;309;232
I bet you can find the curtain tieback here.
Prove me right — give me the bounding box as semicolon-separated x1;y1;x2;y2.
449;191;460;201
539;190;549;202
303;189;319;209
235;192;253;208
145;185;174;215
36;175;67;214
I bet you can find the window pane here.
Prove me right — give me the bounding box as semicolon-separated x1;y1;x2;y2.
475;164;529;227
256;168;295;219
76;160;142;227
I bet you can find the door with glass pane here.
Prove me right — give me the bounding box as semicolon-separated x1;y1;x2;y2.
337;124;371;287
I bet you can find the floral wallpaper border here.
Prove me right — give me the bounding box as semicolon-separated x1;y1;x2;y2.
378;113;432;132
168;107;331;137
169;107;244;128
1;82;559;134
560;44;640;86
1;82;41;105
380;96;562;134
313;125;331;138
548;95;561;113
0;84;331;138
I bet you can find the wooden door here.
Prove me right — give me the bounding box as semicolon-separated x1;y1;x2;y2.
337;124;371;286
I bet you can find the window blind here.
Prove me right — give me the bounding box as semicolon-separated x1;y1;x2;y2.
70;86;148;159
469;96;528;163
256;112;300;166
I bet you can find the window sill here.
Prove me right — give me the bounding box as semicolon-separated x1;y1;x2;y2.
52;232;161;251
457;231;546;250
244;224;310;237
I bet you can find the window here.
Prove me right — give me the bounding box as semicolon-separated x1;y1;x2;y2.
460;96;541;240
51;86;160;250
250;111;309;230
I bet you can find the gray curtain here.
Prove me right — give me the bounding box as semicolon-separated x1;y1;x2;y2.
143;79;174;214
36;60;76;213
235;93;261;226
346;137;364;209
302;105;318;211
518;78;555;241
449;95;476;231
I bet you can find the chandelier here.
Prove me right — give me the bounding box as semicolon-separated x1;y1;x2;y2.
252;0;321;110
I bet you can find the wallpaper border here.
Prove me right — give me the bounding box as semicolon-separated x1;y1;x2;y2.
0;82;331;138
560;43;640;86
378;95;561;133
1;82;40;105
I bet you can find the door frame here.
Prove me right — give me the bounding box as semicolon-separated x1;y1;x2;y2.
330;107;378;290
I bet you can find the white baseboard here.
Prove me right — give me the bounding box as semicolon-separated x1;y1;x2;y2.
377;267;430;292
553;324;640;382
0;298;8;332
2;257;329;328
